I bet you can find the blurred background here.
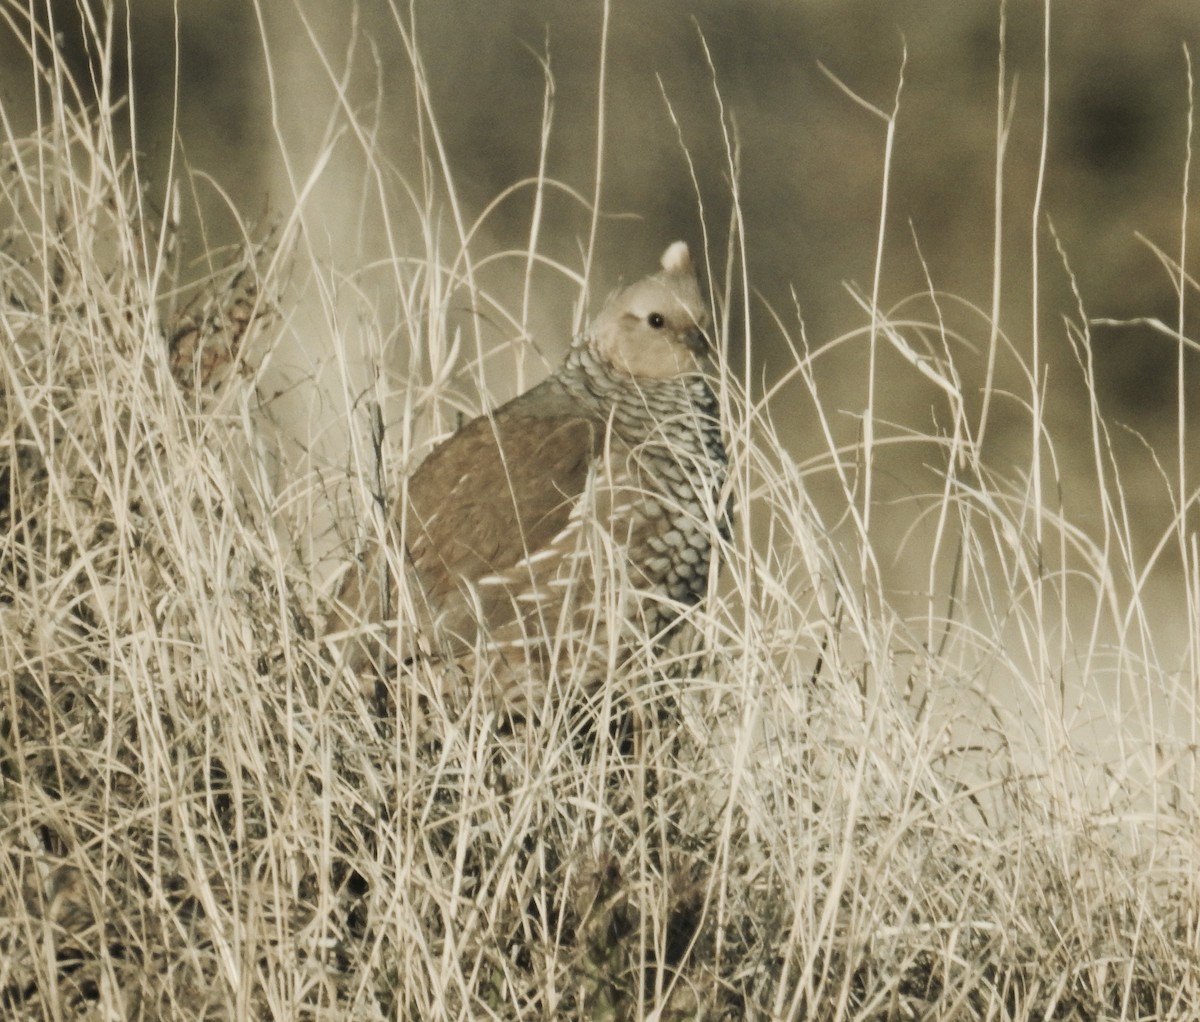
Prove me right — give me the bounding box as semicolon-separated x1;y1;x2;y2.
3;0;1198;641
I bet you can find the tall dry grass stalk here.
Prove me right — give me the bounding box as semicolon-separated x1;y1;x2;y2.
1;2;1197;1019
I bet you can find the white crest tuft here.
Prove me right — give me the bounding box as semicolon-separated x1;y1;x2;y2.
660;240;692;275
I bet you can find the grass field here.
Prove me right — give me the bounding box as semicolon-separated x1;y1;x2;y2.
2;4;1198;1019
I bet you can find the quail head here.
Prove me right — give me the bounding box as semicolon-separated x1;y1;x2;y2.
331;241;729;715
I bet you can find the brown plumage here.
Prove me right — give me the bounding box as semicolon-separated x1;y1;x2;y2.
330;242;728;714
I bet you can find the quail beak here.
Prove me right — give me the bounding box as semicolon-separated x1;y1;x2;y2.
681;325;710;357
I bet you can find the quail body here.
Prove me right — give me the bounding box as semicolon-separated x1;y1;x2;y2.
333;242;728;712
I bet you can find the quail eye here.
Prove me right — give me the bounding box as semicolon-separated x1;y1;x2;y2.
647;312;665;329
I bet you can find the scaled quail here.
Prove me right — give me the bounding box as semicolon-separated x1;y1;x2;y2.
332;242;729;714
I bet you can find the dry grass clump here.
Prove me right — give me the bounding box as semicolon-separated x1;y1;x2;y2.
2;8;1200;1022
